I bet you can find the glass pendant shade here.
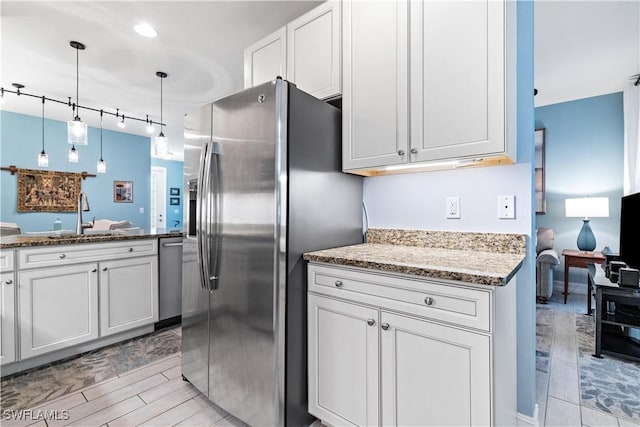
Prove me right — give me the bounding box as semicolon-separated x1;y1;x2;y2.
68;145;79;163
97;158;107;173
67;118;88;145
37;151;49;167
154;134;169;156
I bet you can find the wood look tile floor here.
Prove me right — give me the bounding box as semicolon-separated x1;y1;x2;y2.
1;350;245;427
537;290;640;427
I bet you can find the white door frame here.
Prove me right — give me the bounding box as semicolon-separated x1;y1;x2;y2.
151;166;167;233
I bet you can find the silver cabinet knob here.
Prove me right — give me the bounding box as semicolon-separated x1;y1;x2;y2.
381;323;390;330
59;254;66;259
91;268;97;273
367;319;375;326
335;280;343;288
424;297;434;306
397;150;405;156
102;267;108;271
128;248;134;252
410;148;418;154
5;279;13;285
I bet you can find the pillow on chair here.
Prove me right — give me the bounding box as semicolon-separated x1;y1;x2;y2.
536;227;555;254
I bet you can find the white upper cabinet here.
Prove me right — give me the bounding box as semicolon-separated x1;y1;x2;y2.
244;2;342;100
244;27;287;88
410;0;506;162
287;1;341;99
342;0;409;171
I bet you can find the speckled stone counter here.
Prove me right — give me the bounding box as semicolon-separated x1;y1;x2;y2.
0;231;183;249
303;228;526;286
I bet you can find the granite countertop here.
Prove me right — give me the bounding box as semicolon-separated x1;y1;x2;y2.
0;230;183;249
303;228;527;286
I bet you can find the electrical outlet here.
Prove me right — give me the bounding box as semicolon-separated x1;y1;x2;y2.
139;207;145;214
498;195;515;219
446;197;460;219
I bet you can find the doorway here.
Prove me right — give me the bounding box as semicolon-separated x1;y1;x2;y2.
151;166;166;233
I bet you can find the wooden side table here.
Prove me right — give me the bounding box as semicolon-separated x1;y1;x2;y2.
561;249;606;310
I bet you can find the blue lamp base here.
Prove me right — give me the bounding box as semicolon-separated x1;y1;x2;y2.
577;219;596;251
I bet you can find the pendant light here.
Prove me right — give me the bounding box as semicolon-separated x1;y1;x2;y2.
68;145;79;163
37;96;49;167
154;71;169;156
97;110;107;173
67;41;88;145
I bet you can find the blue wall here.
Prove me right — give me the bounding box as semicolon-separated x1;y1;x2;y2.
151;157;184;231
0;111;151;232
535;93;624;285
516;0;536;418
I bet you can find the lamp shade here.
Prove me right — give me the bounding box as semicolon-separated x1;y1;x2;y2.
67;118;88;145
565;197;609;218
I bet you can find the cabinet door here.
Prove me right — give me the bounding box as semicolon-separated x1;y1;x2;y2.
19;264;99;359
342;0;409;171
410;0;505;162
308;294;379;427
1;271;16;365
381;311;491;427
244;27;287;88
287;1;341;99
99;256;158;337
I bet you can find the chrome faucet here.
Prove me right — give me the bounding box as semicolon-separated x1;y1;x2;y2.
76;192;95;235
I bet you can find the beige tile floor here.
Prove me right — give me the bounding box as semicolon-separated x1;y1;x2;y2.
537;290;640;427
1;354;245;427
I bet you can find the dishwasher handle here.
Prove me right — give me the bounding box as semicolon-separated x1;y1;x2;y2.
162;242;184;247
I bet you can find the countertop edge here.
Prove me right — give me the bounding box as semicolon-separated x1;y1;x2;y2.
0;232;184;249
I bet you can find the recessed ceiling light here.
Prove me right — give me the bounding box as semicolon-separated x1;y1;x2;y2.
134;23;157;38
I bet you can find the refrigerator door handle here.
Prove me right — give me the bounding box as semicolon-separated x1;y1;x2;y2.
207;142;222;291
196;141;211;291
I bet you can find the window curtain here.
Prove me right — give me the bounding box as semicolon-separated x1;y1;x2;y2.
623;82;640;195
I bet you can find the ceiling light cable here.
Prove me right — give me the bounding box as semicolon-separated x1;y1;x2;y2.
37;96;49;167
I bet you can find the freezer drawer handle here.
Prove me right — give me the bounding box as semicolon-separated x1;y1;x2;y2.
162;242;184;247
334;280;343;288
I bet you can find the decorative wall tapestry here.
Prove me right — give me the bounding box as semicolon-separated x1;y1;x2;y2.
17;169;81;212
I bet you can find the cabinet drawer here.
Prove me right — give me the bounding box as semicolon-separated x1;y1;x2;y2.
18;239;158;270
308;263;491;332
0;250;14;273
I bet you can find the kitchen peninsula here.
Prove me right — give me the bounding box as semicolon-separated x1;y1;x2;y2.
0;230;181;376
304;228;525;426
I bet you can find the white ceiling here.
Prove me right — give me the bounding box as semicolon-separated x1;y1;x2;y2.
535;0;640;107
0;1;322;161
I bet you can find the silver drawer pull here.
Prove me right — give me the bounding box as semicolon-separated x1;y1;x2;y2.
91;268;97;273
59;254;66;259
381;323;390;331
334;280;343;288
367;319;375;326
5;279;13;285
128;248;134;252
102;267;108;271
410;148;418;154
424;297;434;306
397;149;405;156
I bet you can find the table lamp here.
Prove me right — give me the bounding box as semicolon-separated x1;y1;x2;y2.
565;197;609;251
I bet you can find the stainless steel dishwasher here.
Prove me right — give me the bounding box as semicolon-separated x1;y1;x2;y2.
158;235;183;327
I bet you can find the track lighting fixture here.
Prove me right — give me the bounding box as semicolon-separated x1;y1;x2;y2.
37;96;49;167
97;110;106;173
118;115;126;129
154;71;169;156
67;41;88;145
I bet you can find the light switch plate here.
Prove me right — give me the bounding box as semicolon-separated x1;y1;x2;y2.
446;197;460;219
498;195;515;219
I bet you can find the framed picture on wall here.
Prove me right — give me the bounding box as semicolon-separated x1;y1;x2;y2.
114;180;133;203
535;128;546;214
170;197;180;206
170;187;180;196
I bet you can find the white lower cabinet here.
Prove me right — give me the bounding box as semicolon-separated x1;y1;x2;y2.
19;263;99;359
308;294;379;427
308;263;516;427
99;256;158;337
1;271;16;365
380;311;490;427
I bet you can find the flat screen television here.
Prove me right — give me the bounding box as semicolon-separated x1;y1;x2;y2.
620;192;640;269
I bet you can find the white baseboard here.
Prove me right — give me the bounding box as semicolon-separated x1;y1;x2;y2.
517;404;539;426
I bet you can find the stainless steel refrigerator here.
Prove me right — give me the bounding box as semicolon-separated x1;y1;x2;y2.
181;79;363;427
